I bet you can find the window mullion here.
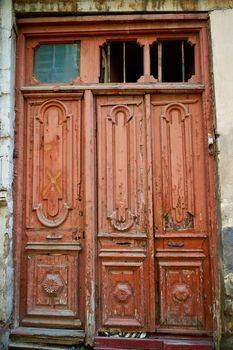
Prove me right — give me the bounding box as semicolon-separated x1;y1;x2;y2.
158;41;162;82
123;42;126;83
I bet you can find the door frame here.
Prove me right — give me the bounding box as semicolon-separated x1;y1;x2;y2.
13;13;219;348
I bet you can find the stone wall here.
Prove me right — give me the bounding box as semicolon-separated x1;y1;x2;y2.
210;8;233;349
0;0;15;349
13;0;233;14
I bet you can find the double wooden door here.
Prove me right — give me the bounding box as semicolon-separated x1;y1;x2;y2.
20;90;213;339
96;93;212;334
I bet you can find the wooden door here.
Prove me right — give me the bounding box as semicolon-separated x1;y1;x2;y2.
14;14;216;349
96;92;213;335
20;93;85;329
151;93;212;334
96;95;155;331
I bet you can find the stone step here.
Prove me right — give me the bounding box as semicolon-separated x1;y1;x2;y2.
94;336;214;350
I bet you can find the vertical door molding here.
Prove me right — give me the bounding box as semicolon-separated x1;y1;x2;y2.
145;94;156;330
14;32;26;327
84;90;96;346
200;25;219;339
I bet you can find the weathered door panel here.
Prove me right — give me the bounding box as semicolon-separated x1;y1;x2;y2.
151;95;208;235
151;94;212;333
96;95;154;331
157;255;205;329
21;93;85;329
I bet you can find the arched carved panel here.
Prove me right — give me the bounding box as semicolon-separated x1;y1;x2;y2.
161;103;194;231
97;97;146;235
106;105;136;231
32;100;74;227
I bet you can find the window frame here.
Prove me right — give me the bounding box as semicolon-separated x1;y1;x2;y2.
21;14;206;87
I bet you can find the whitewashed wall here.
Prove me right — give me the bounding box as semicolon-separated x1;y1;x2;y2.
0;0;15;348
210;9;233;349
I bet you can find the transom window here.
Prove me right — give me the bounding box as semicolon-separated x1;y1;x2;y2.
31;38;197;84
34;43;80;84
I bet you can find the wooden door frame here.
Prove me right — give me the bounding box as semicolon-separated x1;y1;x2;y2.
13;13;219;347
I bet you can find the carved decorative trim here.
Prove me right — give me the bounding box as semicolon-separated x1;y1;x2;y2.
108;209;136;231
35;203;70;228
164;212;194;231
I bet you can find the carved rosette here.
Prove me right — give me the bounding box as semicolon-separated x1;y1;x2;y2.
161;103;194;231
113;282;133;303
32;100;74;227
171;283;190;303
42;273;64;297
106;105;137;231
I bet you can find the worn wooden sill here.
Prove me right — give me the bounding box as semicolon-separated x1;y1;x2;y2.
21;83;205;95
10;327;85;345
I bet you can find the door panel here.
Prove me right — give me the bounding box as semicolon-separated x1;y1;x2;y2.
157;255;205;330
26;254;81;325
21;93;85;329
151;95;207;235
151;94;212;333
97;96;147;235
96;95;154;331
101;261;145;327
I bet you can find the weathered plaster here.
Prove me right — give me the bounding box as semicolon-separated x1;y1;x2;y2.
13;0;233;14
210;9;233;230
0;0;15;348
210;8;233;348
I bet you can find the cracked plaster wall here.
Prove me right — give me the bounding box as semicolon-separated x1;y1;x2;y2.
0;0;15;349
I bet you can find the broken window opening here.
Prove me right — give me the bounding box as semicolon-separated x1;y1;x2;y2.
150;40;195;82
100;41;143;83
